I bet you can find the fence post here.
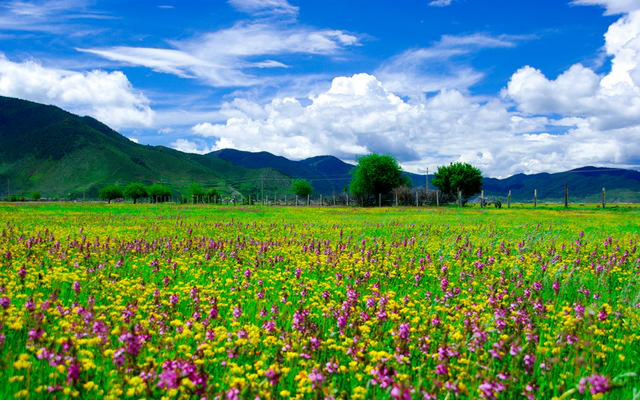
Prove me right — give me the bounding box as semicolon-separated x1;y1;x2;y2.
602;187;606;209
507;190;511;208
534;189;537;208
333;194;336;206
395;191;398;207
307;194;310;206
564;184;569;208
320;194;323;206
458;189;462;207
346;193;349;206
436;190;439;207
481;190;485;208
415;190;419;207
379;193;382;207
296;195;298;206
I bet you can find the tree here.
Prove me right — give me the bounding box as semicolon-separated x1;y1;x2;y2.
147;183;172;203
124;183;148;204
206;188;220;203
432;162;483;205
189;183;205;203
291;179;313;198
31;192;41;201
99;184;123;203
349;153;409;205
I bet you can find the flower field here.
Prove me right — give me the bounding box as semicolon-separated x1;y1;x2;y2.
0;203;639;400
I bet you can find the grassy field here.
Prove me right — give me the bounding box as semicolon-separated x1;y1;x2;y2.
0;202;639;399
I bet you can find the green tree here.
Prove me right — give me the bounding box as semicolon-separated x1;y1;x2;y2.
189;183;205;203
98;184;123;203
291;179;313;198
147;183;172;203
124;183;148;204
206;188;220;203
432;162;483;205
349;153;409;205
31;192;41;201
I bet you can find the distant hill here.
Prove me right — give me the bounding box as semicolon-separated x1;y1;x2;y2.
483;166;640;202
1;95;639;201
0;96;289;199
211;149;428;194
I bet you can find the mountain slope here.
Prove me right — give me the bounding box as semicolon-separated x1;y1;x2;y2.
0;96;289;198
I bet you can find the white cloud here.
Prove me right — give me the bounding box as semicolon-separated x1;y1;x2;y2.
572;0;640;15
79;22;359;87
170;138;217;154
429;0;453;6
228;0;298;17
180;71;640;177
0;0;108;33
506;10;640;130
0;54;154;128
376;33;531;96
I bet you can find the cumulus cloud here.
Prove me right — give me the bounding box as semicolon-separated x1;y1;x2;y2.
170;138;217;154
181;70;640;176
506;10;640;130
79;22;358;87
0;54;154;128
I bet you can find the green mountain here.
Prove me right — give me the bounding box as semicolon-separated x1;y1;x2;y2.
0;96;290;199
483;167;640;202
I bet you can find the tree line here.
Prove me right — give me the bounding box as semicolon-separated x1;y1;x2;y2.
98;183;220;204
286;154;482;206
96;154;484;206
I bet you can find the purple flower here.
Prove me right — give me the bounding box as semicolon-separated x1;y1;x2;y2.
265;369;280;386
72;281;81;294
233;305;242;319
308;369;325;387
67;359;81;385
435;364;448;376
578;374;610;395
0;296;10;309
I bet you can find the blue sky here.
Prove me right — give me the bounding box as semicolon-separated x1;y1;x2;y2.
1;0;639;176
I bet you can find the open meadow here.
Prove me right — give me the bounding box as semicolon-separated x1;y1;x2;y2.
0;203;639;399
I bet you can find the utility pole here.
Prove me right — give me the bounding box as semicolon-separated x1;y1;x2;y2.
534;189;537;208
507;190;511;208
602;187;606;209
426;167;429;193
564;183;569;208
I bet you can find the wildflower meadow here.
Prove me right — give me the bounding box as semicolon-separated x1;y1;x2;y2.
0;203;639;400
